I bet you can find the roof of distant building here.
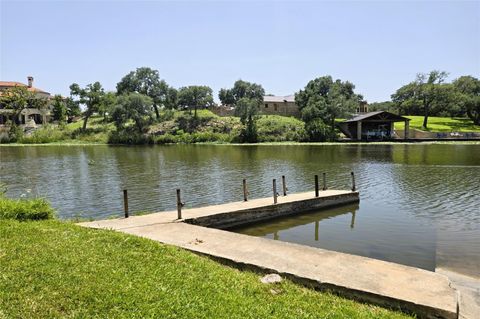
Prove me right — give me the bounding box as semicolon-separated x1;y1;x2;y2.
263;95;295;103
0;81;50;95
344;111;410;123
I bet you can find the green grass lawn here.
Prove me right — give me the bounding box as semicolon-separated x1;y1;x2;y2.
394;116;480;132
0;220;413;319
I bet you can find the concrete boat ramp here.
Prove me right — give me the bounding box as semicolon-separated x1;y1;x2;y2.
80;190;461;319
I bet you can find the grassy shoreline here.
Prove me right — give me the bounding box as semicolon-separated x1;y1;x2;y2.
1;112;478;146
0;219;412;318
2;140;480;147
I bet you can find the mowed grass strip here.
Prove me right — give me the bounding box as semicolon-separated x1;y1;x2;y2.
0;220;413;319
395;116;480;132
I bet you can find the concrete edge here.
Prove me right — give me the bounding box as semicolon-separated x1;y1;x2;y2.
184;192;360;229
183;247;458;319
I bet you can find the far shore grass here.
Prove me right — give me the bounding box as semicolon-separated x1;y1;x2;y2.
2;140;480;147
0;219;413;318
395;116;480;132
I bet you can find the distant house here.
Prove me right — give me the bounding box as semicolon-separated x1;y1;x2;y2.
337;111;410;141
0;76;52;125
261;95;300;117
212;94;301;118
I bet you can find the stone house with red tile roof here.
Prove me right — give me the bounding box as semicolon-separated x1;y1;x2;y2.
0;76;52;125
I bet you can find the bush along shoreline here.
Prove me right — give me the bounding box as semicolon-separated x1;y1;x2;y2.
1;110;309;145
2;110;480;146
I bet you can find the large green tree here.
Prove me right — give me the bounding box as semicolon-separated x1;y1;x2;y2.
218;80;265;106
453;76;480;125
234;97;260;143
219;80;264;142
295;76;363;141
51;95;67;123
116;67;170;120
177;86;214;118
0;86;47;122
392;71;449;129
64;97;81;120
98;92;117;122
112;93;153;132
69;82;105;130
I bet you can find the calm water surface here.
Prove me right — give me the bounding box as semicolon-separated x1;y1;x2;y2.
1;144;479;277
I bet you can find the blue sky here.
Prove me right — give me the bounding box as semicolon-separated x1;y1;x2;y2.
1;1;479;102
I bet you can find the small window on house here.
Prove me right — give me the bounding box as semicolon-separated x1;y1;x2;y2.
274;103;278;111
265;104;268;108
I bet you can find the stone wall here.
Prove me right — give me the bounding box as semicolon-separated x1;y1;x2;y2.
185;192;359;229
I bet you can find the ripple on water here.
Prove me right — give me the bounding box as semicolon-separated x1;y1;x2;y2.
1;144;479;276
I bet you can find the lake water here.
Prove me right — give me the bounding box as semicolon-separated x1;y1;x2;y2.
0;144;479;277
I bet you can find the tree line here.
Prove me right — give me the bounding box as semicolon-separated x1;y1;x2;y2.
371;71;480;128
1;67;478;143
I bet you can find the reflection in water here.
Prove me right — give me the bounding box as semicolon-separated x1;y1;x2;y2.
233;203;438;271
233;204;358;242
1;144;479;277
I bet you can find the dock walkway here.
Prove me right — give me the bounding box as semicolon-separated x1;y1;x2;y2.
80;190;459;319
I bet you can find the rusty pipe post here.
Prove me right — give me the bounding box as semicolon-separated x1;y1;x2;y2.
273;179;278;204
243;179;248;201
176;189;183;219
322;172;327;191
282;175;287;196
314;175;319;197
123;189;129;218
351;171;356;192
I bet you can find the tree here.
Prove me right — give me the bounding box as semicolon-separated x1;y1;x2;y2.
295;76;363;141
116;67;170;120
69;82;105;130
0;86;44;122
453;76;480;125
368;101;397;113
219;80;264;142
392;71;448;129
218;80;265;106
112;93;153;132
51;95;67;123
234;97;260;142
64;97;81;120
98;92;117;122
177;86;214;118
165;87;178;110
218;88;235;105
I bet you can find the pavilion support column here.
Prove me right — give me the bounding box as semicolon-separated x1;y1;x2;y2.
390;122;395;137
356;121;362;141
404;120;409;140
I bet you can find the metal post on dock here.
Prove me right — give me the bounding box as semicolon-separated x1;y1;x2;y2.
351;171;356;192
123;189;129;218
273;179;278;204
314;175;319;197
243;179;248;202
322;173;327;191
176;189;184;219
282;175;287;196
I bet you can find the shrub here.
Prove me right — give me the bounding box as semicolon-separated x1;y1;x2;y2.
191;132;232;143
257;116;306;142
0;197;55;221
19;126;68;144
6;122;24;142
153;134;178;144
304;118;337;141
108;130;154;144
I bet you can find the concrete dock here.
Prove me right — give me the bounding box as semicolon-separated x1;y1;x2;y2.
80;190;460;319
